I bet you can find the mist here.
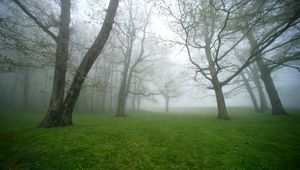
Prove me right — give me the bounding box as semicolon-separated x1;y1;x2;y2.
1;0;299;116
0;0;300;169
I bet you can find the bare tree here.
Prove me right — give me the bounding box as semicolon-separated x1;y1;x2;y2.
161;0;300;119
240;0;300;115
114;0;154;116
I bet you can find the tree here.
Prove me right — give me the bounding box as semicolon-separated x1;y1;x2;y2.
247;65;268;112
240;70;259;112
0;1;56;111
161;0;249;119
114;0;154;116
160;0;300;119
159;75;184;113
240;0;300;115
13;0;120;127
235;49;268;113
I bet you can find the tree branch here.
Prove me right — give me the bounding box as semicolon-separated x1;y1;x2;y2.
13;0;58;42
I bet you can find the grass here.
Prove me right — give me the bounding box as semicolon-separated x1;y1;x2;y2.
0;107;300;169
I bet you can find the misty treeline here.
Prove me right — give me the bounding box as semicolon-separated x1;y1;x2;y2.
0;0;299;127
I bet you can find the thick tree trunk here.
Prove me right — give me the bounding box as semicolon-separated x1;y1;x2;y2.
258;63;287;115
39;0;71;128
213;79;230;120
63;0;120;124
241;71;259;112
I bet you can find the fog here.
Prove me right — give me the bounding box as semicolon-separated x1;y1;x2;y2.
0;0;299;118
1;1;300;169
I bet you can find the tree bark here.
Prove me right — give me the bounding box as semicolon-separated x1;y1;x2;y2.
258;61;287;115
63;0;120;124
39;0;71;128
240;71;259;112
212;78;230;120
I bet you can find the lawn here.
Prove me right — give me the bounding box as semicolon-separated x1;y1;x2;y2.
0;108;300;169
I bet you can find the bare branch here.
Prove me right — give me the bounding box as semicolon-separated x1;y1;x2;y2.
13;0;58;42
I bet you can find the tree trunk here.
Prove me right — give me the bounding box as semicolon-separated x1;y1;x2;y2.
116;76;127;116
165;96;169;113
241;71;259;112
249;65;268;112
62;0;120;124
132;95;136;111
91;64;99;112
101;89;107;112
116;34;133;116
39;0;71;128
137;95;141;111
213;79;230;120
204;40;230;120
245;32;287;115
22;69;30;111
258;62;287;115
109;65;114;112
131;79;137;111
101;64;111;112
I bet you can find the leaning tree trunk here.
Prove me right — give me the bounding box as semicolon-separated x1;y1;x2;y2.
212;78;230;120
241;71;259;112
258;62;287;115
39;0;71;128
249;65;268;112
62;0;120;125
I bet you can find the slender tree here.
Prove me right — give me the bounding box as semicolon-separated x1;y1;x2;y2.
115;0;153;116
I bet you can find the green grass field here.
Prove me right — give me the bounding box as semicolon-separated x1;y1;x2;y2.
0;108;300;169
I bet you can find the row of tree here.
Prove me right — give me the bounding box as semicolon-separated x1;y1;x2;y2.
0;0;299;128
160;0;300;119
